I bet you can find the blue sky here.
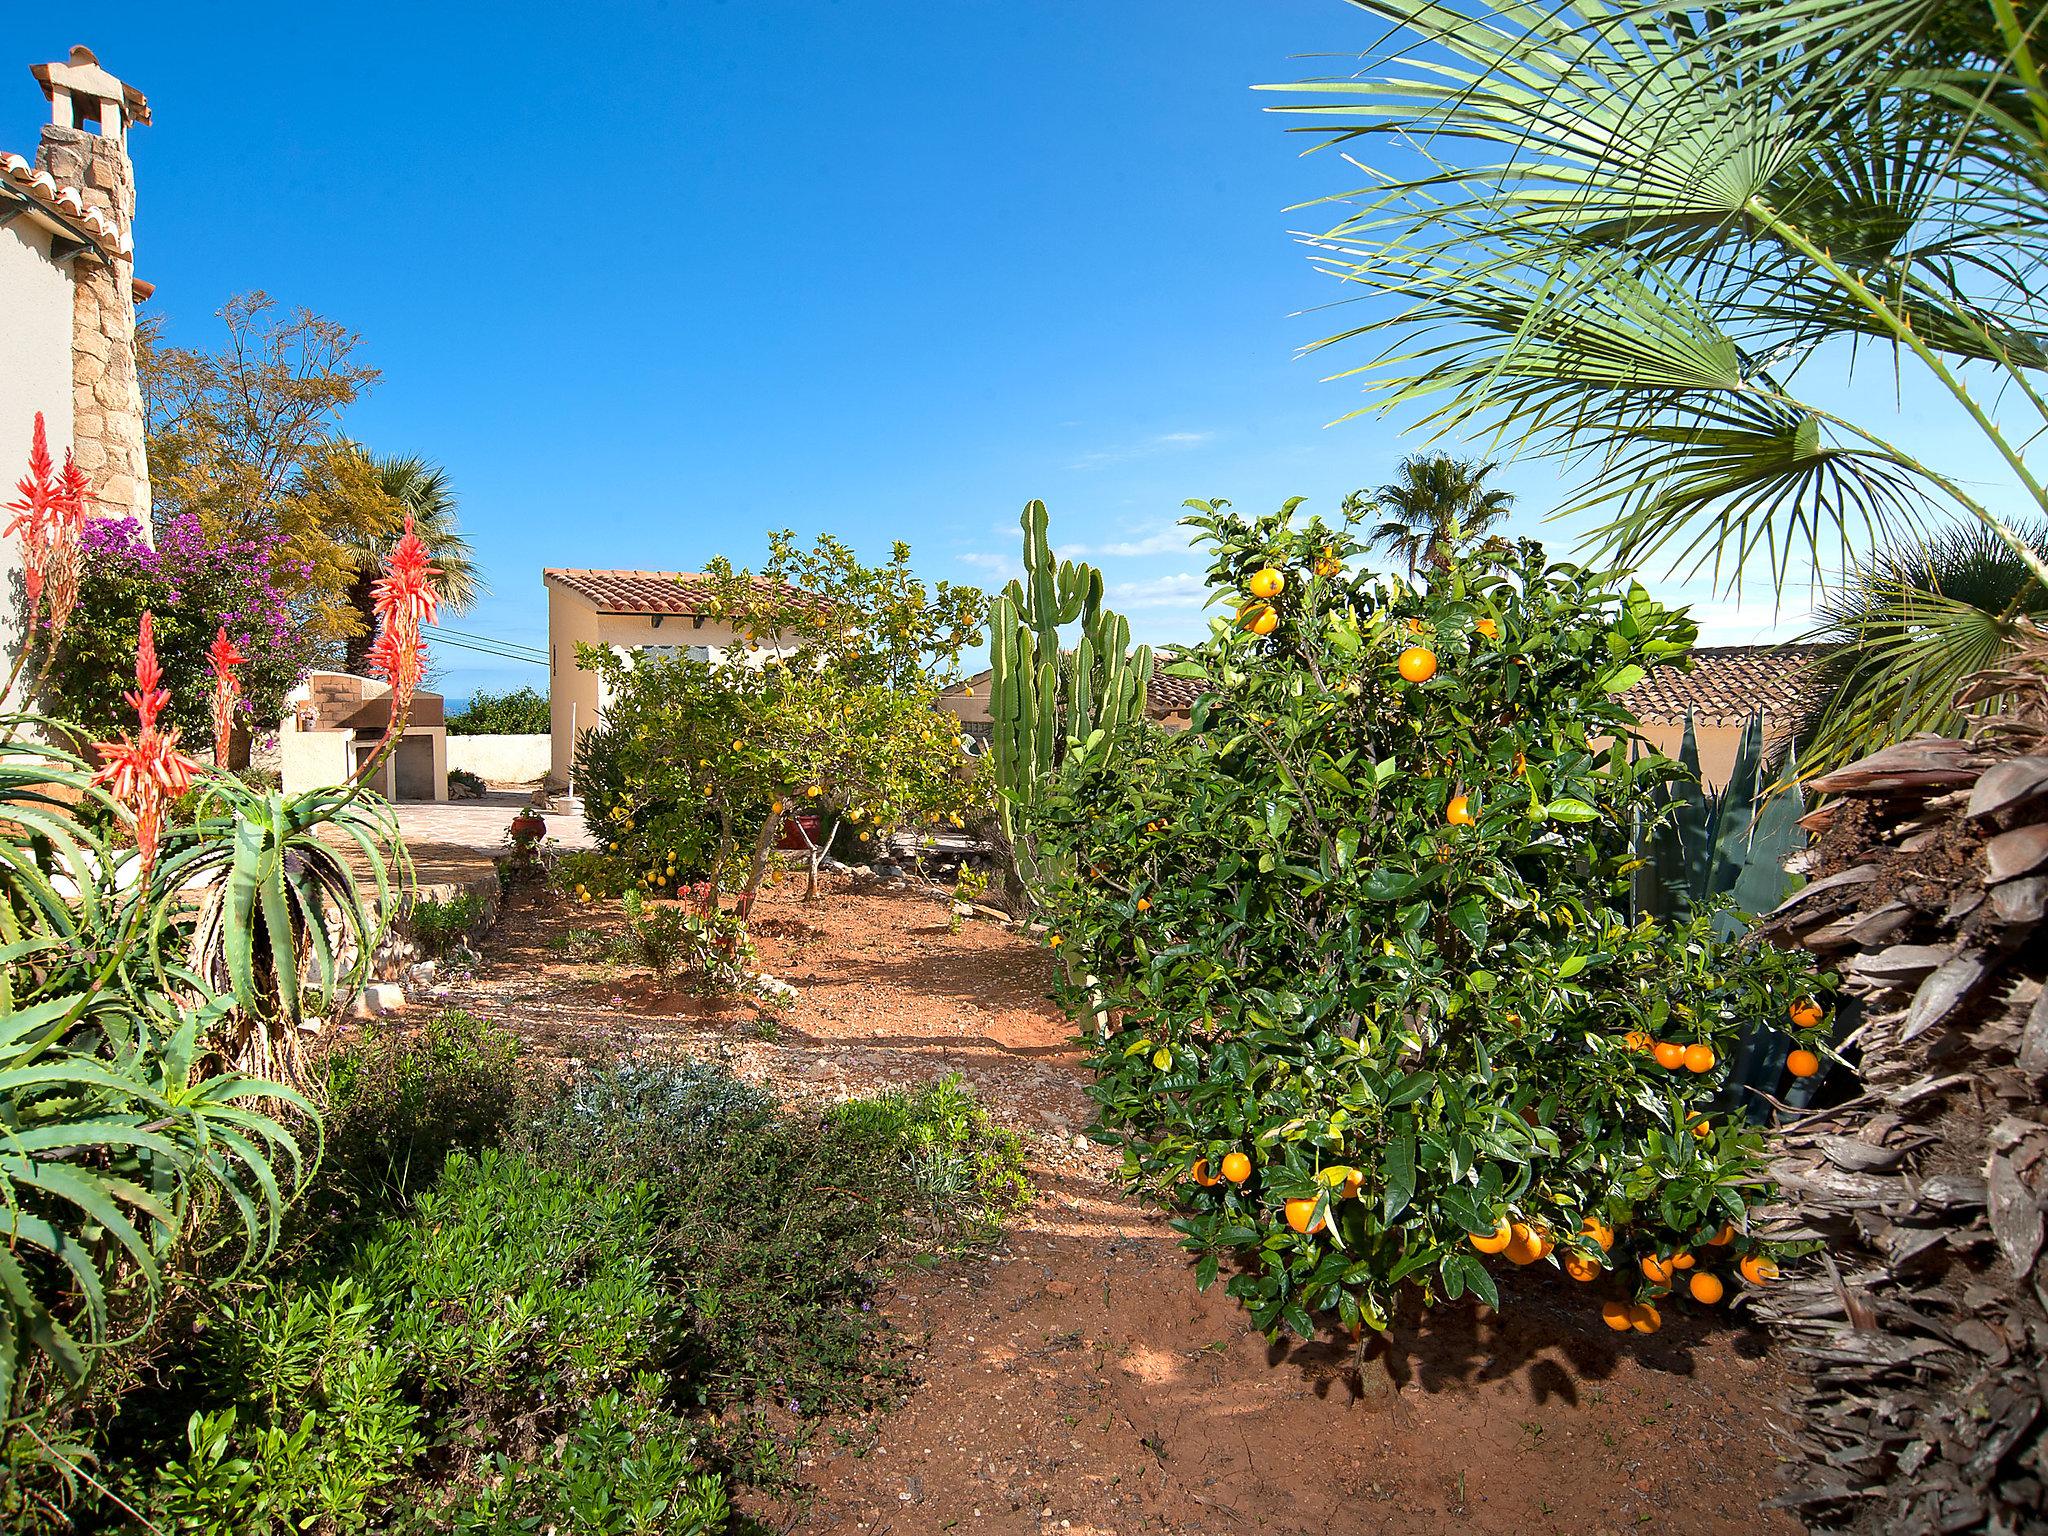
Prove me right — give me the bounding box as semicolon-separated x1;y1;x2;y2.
14;4;2008;701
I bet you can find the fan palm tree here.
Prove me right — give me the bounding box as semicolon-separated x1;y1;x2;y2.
1263;0;2048;601
336;452;483;673
1361;454;1515;574
1791;523;2048;774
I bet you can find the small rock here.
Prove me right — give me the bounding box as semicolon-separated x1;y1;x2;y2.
352;982;406;1019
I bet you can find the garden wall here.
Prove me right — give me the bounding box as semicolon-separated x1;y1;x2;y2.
447;733;549;784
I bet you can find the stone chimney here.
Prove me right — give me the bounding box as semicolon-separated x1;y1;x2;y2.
31;46;150;534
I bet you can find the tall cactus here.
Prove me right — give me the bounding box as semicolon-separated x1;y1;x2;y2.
988;500;1154;902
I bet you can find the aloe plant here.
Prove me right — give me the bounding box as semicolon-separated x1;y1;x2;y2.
987;500;1154;901
0;723;309;1414
153;776;411;1083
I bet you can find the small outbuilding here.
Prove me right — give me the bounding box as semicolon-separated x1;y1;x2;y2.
280;671;448;802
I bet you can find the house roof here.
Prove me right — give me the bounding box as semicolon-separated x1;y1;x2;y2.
0;152;128;255
1619;644;1825;728
543;568;797;616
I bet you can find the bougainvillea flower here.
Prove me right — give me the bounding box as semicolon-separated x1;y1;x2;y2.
93;612;202;882
208;624;248;768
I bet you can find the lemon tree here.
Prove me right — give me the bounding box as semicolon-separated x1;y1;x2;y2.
1029;498;1821;1338
576;646;981;903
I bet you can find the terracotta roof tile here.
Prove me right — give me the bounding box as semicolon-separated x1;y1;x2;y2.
0;152;127;254
544;568;797;616
1620;644;1826;728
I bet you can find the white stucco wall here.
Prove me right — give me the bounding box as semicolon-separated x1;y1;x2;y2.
447;733;551;785
0;217;77;693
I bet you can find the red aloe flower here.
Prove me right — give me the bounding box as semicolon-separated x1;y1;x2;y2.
365;515;441;715
208;624;248;769
94;612;202;882
4;412;63;610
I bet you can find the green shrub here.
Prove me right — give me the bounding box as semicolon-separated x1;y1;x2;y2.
358;1150;677;1412
522;1055;778;1183
829;1075;1031;1252
319;1010;519;1213
446;686;551;736
405;889;488;958
521;1058;1028;1425
617;889;757;990
141;1279;425;1535
434;1391;730;1536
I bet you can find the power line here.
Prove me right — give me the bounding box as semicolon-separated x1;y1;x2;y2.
424;625;547;665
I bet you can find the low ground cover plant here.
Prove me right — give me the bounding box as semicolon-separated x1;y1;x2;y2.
1030;500;1825;1340
17;1024;1028;1530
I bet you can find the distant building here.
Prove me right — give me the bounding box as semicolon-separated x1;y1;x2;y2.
1622;645;1823;788
542;568;797;788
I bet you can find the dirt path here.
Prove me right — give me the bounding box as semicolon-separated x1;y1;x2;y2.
439;877;1797;1536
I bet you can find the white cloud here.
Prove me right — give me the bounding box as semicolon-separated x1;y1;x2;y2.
1067;429;1214;472
1058;525;1198;559
955;551;1015;571
1106;572;1208;609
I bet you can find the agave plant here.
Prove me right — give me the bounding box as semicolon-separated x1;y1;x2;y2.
1265;0;2048;599
0;724;308;1413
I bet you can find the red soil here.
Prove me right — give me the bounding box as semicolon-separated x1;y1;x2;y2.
442;877;1797;1536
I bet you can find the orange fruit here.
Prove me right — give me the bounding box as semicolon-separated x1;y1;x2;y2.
1739;1254;1779;1285
1475;617;1499;640
1683;1043;1716;1073
1671;1251;1695;1271
1397;646;1438;683
1248;568;1285;600
1503;1223;1541;1265
1787;1048;1821;1078
1691;1121;1712;1140
1446;794;1476;826
1629;1302;1662;1334
1136;897;1151;911
1563;1252;1600;1282
1652;1041;1687;1070
1688;1272;1725;1304
1641;1253;1677;1284
1241;603;1279;636
1623;1030;1653;1054
1789;999;1824;1029
1706;1224;1734;1247
1190;1158;1220;1188
1581;1216;1615;1252
1318;1166;1364;1201
1048;934;1064;949
1471;1217;1514;1255
1406;618;1424;634
1221;1151;1253;1185
1284;1197;1325;1234
1600;1300;1632;1332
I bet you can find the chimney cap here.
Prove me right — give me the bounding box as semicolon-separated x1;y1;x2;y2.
31;45;150;127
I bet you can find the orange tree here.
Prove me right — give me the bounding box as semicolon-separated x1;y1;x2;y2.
1028;498;1824;1338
